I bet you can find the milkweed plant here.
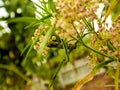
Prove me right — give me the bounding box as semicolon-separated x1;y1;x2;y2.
9;0;120;90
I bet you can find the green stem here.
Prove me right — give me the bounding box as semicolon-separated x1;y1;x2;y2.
61;39;70;62
82;18;102;40
115;60;119;90
50;59;65;87
82;43;113;59
72;23;114;60
82;18;92;31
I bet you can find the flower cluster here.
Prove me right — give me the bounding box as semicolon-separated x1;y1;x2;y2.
32;25;50;55
52;0;99;40
32;0;117;57
32;26;44;51
91;16;120;59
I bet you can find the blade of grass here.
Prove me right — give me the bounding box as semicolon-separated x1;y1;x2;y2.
61;39;70;62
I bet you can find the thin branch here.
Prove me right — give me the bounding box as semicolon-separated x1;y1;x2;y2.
72;23;115;60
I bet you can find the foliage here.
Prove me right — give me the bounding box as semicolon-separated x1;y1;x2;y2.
0;0;38;90
1;0;120;90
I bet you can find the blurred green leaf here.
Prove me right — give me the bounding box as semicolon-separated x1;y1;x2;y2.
7;17;40;23
0;63;31;82
107;41;116;52
0;25;4;30
104;0;119;22
38;26;55;60
21;40;32;56
22;38;37;66
93;59;113;70
61;39;70;62
27;6;44;17
48;0;56;12
50;59;65;87
111;0;120;21
33;2;50;14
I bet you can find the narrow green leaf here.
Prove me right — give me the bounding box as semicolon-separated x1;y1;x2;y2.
21;40;32;56
103;0;119;22
111;0;120;21
40;14;52;20
7;14;52;24
93;59;113;71
82;32;91;38
48;0;56;12
27;6;44;17
50;59;65;87
22;37;38;66
82;18;93;31
107;41;116;52
7;17;40;23
38;0;47;10
38;26;55;59
61;39;70;62
24;21;38;29
33;2;50;14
